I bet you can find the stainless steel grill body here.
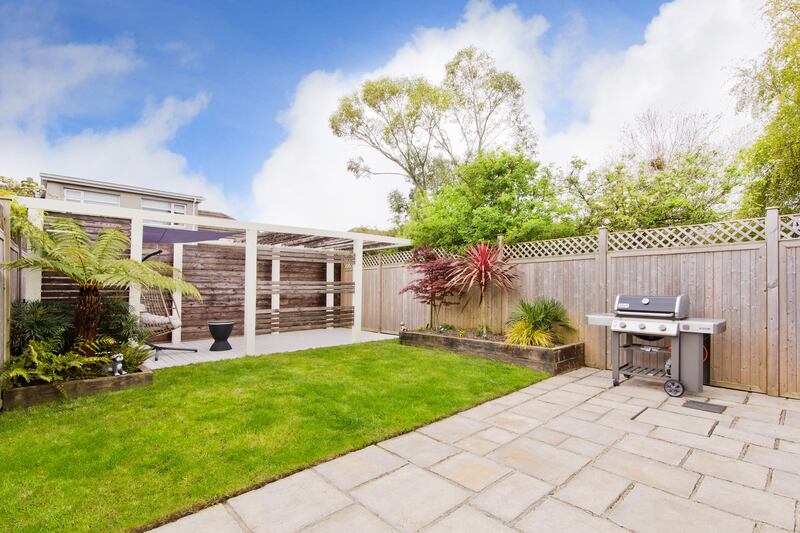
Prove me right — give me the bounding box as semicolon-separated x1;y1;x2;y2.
587;294;726;396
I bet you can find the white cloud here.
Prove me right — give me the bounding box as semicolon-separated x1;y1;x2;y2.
0;38;232;213
540;0;768;167
250;0;768;230
249;0;551;230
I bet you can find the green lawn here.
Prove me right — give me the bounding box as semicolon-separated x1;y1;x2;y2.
0;340;544;533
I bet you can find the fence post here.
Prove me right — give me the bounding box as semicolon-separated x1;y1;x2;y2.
378;254;383;333
597;227;609;369
22;207;43;301
0;199;11;370
497;234;506;334
766;207;780;396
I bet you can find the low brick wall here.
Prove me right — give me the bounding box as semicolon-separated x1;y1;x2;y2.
400;331;584;375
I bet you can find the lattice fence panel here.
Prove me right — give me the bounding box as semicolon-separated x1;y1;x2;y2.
504;235;598;259
363;248;456;267
781;214;800;241
608;217;766;252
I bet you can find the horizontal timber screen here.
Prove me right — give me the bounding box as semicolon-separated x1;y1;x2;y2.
40;215;355;340
354;208;800;398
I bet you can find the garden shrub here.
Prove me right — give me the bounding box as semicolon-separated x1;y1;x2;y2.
0;336;114;388
97;297;147;344
10;300;73;356
506;297;576;347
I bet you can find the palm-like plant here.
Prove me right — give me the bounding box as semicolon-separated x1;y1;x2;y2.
4;215;200;342
448;243;517;336
505;298;576;347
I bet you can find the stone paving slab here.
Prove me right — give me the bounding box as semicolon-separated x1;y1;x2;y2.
227;470;351;533
351;464;469;532
153;367;800;533
609;484;755;533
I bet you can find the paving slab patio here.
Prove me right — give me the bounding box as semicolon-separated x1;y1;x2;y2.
151;368;800;532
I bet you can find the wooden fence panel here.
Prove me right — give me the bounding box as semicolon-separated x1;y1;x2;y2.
362;267;380;332
780;241;800;398
608;245;768;393
512;257;604;368
379;265;427;333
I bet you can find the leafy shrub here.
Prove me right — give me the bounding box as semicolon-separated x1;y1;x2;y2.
10;300;73;356
505;298;576;347
97;297;147;344
1;336;113;388
116;342;154;373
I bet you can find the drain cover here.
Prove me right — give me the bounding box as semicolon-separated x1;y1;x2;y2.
683;400;726;414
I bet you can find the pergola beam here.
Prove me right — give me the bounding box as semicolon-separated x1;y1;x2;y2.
17;198;411;247
17;197;410;346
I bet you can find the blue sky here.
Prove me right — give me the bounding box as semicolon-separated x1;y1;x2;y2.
6;0;661;198
0;0;766;227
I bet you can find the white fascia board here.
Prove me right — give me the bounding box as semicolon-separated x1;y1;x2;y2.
39;173;205;203
16;197;412;247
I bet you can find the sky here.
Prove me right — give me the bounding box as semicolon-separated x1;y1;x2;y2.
0;0;769;230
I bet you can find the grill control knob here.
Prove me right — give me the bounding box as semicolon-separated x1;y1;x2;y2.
618;322;627;329
638;323;646;330
659;325;667;332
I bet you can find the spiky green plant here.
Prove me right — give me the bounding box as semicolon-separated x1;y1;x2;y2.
505;297;576;347
2;213;200;343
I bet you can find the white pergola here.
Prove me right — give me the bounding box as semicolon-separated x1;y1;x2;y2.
16;197;410;353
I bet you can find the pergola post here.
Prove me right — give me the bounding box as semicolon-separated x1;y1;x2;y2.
326;253;334;329
352;239;363;340
245;229;258;354
22;208;44;301
171;242;183;344
128;216;143;312
271;254;280;335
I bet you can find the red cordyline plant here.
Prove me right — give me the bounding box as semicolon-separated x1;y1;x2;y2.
448;243;518;336
399;247;459;329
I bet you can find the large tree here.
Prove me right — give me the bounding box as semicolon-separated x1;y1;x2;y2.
406;151;572;248
734;0;800;215
566;109;739;232
330;47;535;224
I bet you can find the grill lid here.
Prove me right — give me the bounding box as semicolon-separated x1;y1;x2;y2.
614;294;689;319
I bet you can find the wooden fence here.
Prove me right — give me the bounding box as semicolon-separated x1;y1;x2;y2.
355;208;800;398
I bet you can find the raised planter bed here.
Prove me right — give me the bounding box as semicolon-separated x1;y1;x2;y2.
2;366;153;410
400;331;584;375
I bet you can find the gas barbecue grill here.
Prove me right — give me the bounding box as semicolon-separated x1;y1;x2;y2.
587;295;726;397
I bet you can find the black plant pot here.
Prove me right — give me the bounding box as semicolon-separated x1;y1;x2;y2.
208;320;234;351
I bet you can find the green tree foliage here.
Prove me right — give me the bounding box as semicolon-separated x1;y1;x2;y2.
566;149;739;232
735;0;800;215
406;151;572;247
330;47;535;223
0;176;43;198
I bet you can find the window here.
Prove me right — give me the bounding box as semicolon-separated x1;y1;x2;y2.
141;199;187;227
63;188;120;206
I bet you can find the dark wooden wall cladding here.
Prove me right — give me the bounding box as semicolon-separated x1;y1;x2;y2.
40;215;355;340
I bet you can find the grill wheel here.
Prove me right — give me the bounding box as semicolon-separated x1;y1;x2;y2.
664;379;685;397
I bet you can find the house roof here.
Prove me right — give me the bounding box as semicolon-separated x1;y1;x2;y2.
40;173;205;203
